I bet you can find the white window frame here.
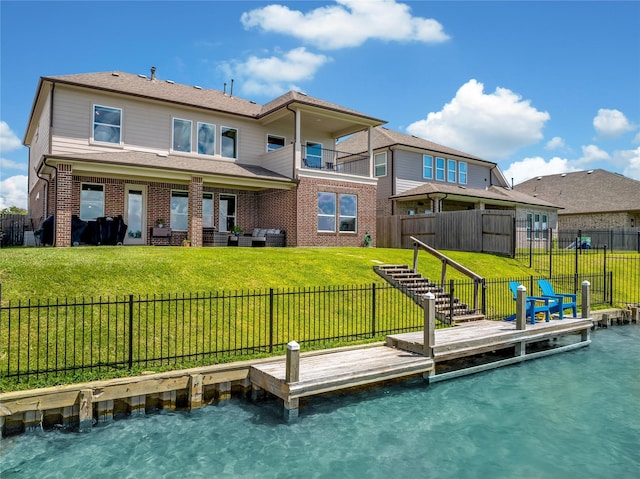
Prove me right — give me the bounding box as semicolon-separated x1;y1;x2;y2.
172;117;192;153
202;192;214;228
221;126;238;159
423;155;433;179
374;152;387;177
447;159;457;183
92;104;122;145
170;190;189;231
197;122;216;156
459;161;468;184
339;194;357;233
80;183;105;221
435;157;445;181
267;134;286;152
219;193;237;232
317;192;336;232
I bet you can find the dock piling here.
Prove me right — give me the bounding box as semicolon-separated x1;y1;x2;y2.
286;341;300;383
582;281;591;319
516;285;527;330
423;293;436;357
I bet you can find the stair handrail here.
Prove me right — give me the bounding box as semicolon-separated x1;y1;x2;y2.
410;236;485;312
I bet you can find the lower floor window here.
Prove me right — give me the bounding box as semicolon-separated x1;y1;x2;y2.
171;190;189;231
317;192;357;233
203;193;214;228
80;183;104;220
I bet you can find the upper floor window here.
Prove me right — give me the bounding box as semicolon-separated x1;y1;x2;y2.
198;122;216;156
202;193;214;228
171;190;189;231
374;152;387;177
221;127;238;159
435;157;445;181
80;183;104;220
318;192;336;232
173;118;192;153
93;105;121;144
447;159;457;183
267;135;286;152
459;162;468;184
423;155;433;179
339;194;357;232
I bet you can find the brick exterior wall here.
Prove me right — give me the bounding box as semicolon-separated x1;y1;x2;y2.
188;177;203;246
256;188;298;246
55;164;73;247
295;176;376;247
559;212;638;230
29;179;48;226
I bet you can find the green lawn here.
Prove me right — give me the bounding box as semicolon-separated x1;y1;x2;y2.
0;246;535;302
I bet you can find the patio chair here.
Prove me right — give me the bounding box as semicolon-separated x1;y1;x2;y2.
505;281;552;324
538;279;577;319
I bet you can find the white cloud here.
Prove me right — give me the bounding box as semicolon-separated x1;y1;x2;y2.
614;146;640;181
406;79;550;160
633;132;640;144
593;108;635;138
545;136;565;150
578;144;610;165
0;175;28;210
1;158;27;171
505;157;580;185
0;121;22;153
241;0;449;50
220;47;331;96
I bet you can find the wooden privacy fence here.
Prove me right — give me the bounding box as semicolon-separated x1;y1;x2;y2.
377;210;515;256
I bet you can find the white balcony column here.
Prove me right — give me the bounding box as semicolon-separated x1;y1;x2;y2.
368;126;374;178
294;108;302;171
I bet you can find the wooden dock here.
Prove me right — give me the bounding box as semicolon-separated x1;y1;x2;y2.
250;317;592;419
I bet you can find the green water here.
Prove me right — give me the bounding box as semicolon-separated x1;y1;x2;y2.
1;327;639;478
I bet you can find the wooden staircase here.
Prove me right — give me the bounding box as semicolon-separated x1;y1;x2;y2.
374;264;485;324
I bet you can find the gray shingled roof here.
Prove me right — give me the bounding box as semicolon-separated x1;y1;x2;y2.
393;183;559;209
514;169;640;214
338;126;488;163
41;71;383;123
44;151;293;184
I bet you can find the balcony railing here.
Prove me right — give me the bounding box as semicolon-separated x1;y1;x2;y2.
302;146;370;177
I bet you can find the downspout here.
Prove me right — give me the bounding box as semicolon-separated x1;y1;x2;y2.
390;149;395;215
42;157;58;246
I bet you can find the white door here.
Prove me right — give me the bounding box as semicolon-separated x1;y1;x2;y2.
124;185;146;245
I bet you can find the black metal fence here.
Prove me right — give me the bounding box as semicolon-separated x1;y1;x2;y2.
1;283;439;382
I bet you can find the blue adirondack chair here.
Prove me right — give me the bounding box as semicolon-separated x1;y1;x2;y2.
538;279;577;319
506;281;552;324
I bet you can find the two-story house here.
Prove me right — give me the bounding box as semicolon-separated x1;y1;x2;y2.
339;126;558;228
24;69;384;247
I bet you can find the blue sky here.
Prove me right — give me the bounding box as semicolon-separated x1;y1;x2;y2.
1;0;639;209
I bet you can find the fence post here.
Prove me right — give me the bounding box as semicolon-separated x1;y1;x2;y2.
128;294;134;369
516;285;527;330
269;288;274;353
481;279;486;315
609;270;614;305
371;283;376;338
449;279;455;324
603;245;608;304
422;293;435;357
581;281;591;318
549;228;553;276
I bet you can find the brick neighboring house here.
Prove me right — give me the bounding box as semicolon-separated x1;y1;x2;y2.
24;69;385;247
514;169;640;230
339;126;559;227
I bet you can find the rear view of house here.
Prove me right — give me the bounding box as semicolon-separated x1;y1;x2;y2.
24;69;384;247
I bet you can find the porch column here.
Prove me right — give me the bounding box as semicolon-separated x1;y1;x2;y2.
368;126;374;178
294;108;302;172
55;163;73;247
188;177;203;247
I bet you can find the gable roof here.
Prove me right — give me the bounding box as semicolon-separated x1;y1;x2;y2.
393;183;559;209
338;126;488;163
513;169;640;215
34;71;383;123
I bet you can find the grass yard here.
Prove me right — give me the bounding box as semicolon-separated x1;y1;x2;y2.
0;246;535;301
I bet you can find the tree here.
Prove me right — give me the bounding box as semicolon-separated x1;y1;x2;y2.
0;206;28;215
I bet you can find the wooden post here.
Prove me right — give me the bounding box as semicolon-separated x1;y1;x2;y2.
413;243;419;272
189;374;204;409
79;389;93;433
423;293;435;357
516;285;527;330
286;341;300;383
631;306;639;324
581;281;591;319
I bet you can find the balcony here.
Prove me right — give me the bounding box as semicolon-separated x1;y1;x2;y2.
302;145;370;177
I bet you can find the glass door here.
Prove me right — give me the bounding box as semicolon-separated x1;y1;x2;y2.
218;194;236;232
125;185;146;245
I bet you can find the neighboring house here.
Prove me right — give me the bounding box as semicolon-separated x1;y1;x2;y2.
514;169;640;230
339;126;559;228
24;69;385;247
